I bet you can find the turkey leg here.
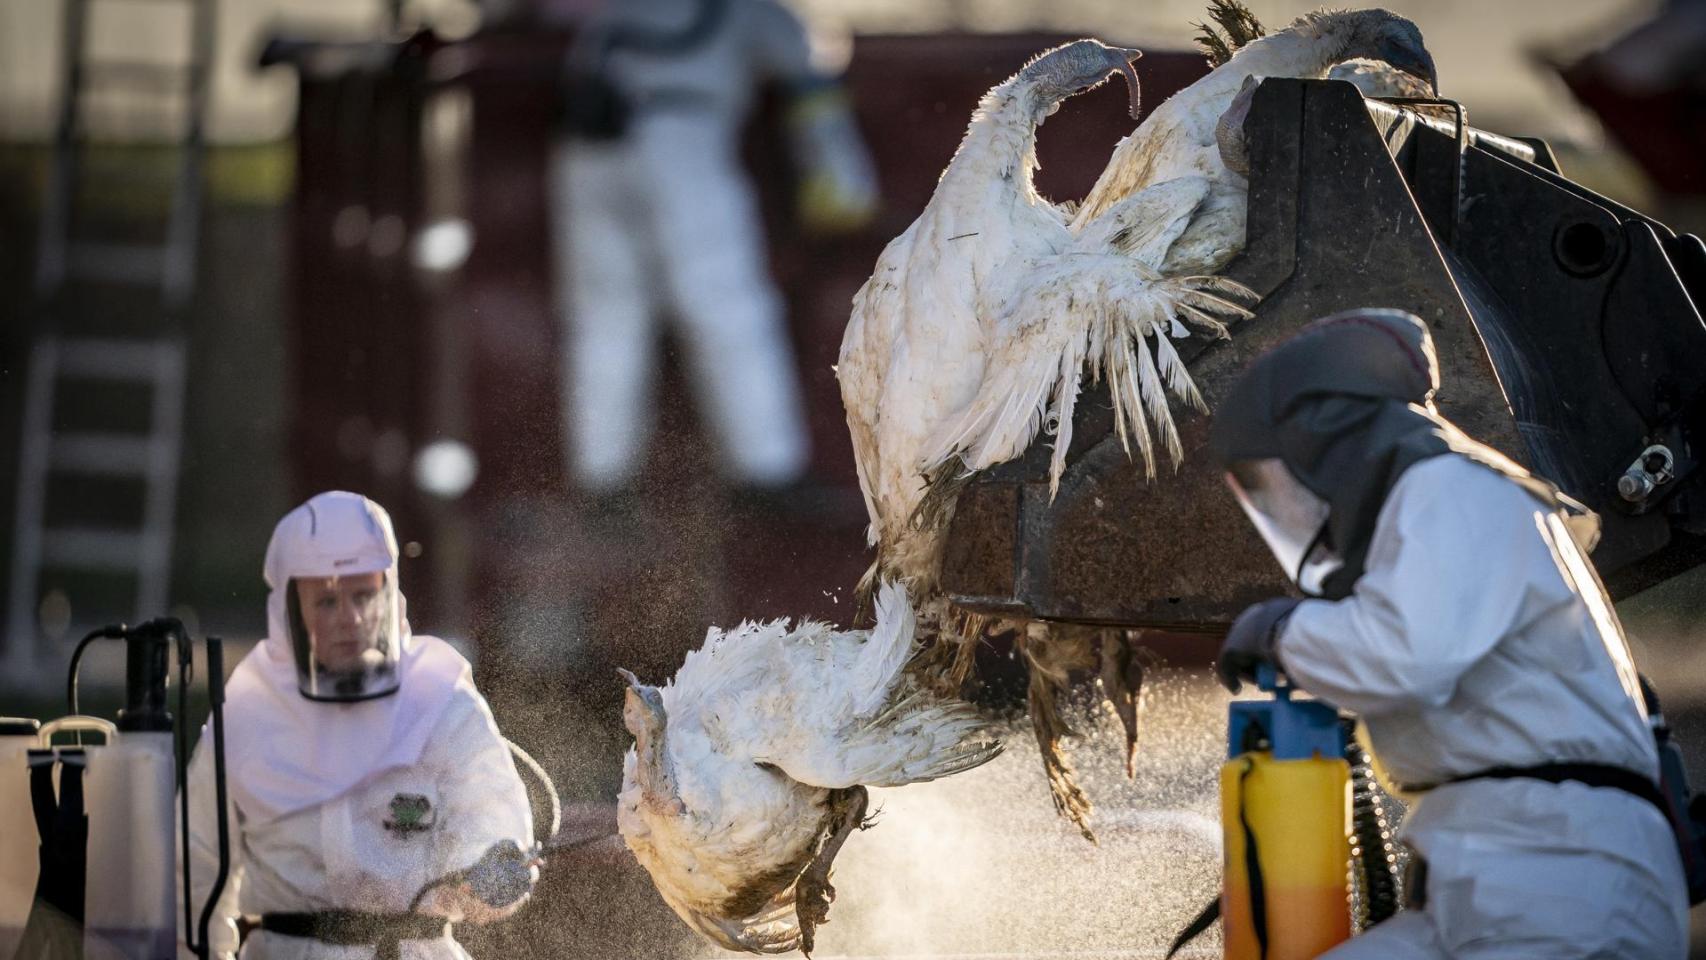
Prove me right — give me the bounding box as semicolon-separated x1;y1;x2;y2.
795;785;870;957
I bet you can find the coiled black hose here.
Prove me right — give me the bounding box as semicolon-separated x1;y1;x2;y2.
1344;719;1402;928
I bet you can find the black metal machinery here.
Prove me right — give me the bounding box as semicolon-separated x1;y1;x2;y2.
940;77;1706;629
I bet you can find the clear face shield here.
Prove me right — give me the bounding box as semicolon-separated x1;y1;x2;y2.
1225;459;1344;596
287;570;402;702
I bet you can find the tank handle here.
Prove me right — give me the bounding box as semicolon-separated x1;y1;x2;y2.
39;715;119;748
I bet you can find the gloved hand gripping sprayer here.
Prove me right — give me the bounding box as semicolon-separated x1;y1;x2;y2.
404;736;600;919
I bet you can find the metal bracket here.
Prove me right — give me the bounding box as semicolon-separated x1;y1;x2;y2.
1382;96;1469;244
1617;444;1677;505
1611;384;1703;517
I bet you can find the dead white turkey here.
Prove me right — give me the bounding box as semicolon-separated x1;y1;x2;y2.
616;582;1001;956
836;6;1438;838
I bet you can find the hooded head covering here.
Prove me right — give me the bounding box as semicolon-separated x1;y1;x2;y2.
264;492;404;701
220;491;471;824
1208;308;1597;598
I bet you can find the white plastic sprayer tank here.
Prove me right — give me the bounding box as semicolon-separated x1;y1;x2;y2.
2;714;178;960
0;717;43;958
82;720;177;959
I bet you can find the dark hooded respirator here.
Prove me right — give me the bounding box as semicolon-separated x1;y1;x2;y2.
1208;307;1449;599
1209;306;1595;599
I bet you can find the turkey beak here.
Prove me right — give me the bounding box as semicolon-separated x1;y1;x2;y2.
1416;51;1439;96
620;686;645;738
1384;42;1438;96
1114;48;1144;120
618;668;664;738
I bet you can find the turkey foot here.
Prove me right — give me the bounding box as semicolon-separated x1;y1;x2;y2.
796;785;870;957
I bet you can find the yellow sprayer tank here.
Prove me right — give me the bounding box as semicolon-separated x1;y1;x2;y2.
1221;668;1352;959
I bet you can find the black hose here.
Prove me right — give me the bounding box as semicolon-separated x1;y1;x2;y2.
66;624;126;717
1343;719;1401;928
178;629;197;953
197;637;232;960
407;873;460;914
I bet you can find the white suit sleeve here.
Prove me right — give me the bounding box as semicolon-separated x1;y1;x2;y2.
428;690;535;900
176;730;243;960
1277;458;1559;716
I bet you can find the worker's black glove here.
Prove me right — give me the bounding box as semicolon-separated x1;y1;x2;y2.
464;839;535;908
1216;597;1302;693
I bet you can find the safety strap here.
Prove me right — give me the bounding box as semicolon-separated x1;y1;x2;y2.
28;751;56;858
1405;762;1666;816
1167;757;1268;958
260;911;451;960
28;749;90;923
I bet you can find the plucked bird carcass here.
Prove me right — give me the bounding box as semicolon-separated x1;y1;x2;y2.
616;582;1002;955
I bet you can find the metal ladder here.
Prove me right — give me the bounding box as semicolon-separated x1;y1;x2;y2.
5;0;215;678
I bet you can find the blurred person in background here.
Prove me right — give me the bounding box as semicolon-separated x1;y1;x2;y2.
1592;0;1706;96
1548;0;1706;208
179;492;536;960
550;0;878;497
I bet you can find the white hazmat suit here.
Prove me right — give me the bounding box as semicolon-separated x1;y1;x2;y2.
552;0;875;491
1210;309;1690;958
177;493;533;960
1284;455;1688;959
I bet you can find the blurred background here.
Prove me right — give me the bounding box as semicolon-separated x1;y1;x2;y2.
2;0;1704;956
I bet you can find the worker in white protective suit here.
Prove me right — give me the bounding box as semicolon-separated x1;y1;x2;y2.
177;491;536;960
1207;309;1690;959
551;0;878;493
